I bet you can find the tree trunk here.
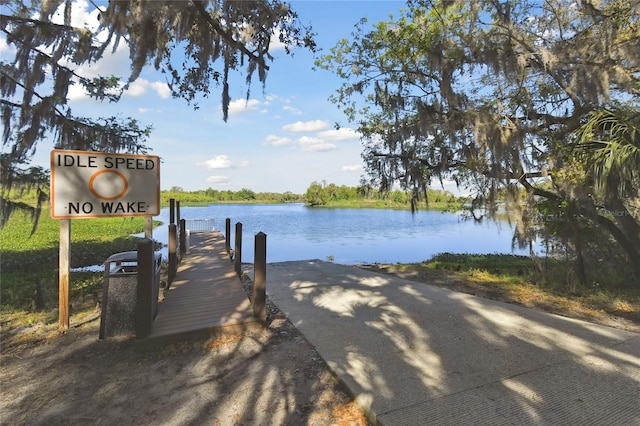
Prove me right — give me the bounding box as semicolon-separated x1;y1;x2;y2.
604;173;640;252
593;213;640;285
568;217;587;287
603;197;640;254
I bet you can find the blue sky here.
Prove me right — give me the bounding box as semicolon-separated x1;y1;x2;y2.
11;1;457;194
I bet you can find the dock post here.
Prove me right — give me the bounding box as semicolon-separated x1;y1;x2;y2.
169;198;175;224
168;223;177;286
253;232;267;321
179;219;186;258
234;222;242;277
225;218;231;257
176;203;182;258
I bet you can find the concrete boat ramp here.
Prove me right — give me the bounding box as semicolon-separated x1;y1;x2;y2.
265;260;640;425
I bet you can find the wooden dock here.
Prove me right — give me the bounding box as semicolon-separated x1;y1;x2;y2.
146;231;262;343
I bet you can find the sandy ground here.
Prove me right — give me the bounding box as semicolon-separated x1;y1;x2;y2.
0;275;368;426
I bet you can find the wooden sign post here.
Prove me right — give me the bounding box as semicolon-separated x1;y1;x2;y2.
59;219;71;330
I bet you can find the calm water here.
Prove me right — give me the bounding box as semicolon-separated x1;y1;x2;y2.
146;203;535;264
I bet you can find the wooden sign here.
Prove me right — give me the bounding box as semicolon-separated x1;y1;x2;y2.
51;150;160;218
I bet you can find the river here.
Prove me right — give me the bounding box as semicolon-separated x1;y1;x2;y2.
144;203;536;265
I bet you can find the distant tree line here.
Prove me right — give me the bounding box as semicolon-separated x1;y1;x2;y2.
162;187;304;204
161;183;461;207
303;181;461;207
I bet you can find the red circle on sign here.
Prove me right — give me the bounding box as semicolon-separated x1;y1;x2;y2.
89;170;129;200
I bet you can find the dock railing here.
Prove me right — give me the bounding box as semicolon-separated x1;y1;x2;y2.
185;219;215;233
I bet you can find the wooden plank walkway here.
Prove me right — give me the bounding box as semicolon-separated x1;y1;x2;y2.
146;231;262;343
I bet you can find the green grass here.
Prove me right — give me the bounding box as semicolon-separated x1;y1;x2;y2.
427;253;534;274
1;211;160;310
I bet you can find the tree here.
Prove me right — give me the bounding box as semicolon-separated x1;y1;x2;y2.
304;181;327;206
318;0;640;285
236;188;256;200
1;0;314;225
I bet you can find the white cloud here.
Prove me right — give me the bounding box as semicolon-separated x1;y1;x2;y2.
0;36;13;53
124;79;147;97
264;135;295;147
342;165;363;172
50;0;99;32
68;0;100;31
299;136;337;152
69;76;170;101
264;94;291;104
78;47;130;79
199;155;233;169
283;120;329;133
150;81;171;98
269;26;287;51
317;127;361;141
228;98;262;115
207;175;230;184
138;107;162;114
123;79;171;99
67;81;90;101
283;105;304;115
